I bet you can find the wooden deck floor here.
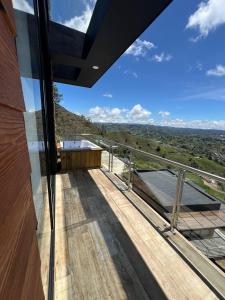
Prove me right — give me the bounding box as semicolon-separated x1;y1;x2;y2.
55;169;218;300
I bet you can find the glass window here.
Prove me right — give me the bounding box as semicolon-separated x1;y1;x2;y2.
13;3;51;298
50;0;96;33
12;0;34;14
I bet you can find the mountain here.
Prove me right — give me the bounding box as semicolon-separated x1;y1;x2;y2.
97;123;225;137
55;104;100;140
35;104;99;140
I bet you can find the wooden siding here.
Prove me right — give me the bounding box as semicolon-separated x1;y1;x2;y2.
60;149;102;171
0;1;44;299
0;9;24;110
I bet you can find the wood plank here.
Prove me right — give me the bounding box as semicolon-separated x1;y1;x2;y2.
55;174;151;300
89;170;218;300
104;170;225;299
21;235;44;300
55;170;219;300
0;13;24;110
0;0;16;35
0;201;38;299
0;105;31;225
0;5;44;299
0;180;32;289
60;149;102;170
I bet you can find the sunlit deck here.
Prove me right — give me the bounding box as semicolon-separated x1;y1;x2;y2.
54;168;219;299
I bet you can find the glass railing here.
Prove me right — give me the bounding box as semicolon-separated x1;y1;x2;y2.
58;134;225;252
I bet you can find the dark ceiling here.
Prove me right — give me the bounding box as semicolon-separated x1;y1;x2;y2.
15;0;172;88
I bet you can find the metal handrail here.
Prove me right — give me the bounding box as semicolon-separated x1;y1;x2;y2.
79;134;225;184
114;141;225;184
73;133;225;231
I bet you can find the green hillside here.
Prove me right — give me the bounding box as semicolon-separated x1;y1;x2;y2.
55;104;100;140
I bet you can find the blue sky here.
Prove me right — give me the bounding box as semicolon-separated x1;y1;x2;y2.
14;0;225;129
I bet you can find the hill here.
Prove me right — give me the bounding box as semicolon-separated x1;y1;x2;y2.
35;104;99;140
97;123;225;166
55;104;100;140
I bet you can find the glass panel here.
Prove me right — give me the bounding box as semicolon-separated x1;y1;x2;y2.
50;0;96;33
179;172;225;261
12;0;34;14
13;4;51;298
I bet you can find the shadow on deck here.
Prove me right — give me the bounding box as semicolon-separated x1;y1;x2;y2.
54;169;216;300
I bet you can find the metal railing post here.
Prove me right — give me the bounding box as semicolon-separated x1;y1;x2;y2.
171;169;186;232
75;134;225;186
110;145;118;172
127;155;133;191
111;146;114;172
108;146;111;172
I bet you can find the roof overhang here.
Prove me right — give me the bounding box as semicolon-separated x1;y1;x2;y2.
14;0;172;87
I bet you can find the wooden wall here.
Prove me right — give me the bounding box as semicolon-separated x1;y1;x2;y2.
60;149;102;171
0;1;44;299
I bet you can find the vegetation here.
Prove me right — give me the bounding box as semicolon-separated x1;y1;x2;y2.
53;84;63;104
47;102;225;203
97;123;225;203
55;104;100;140
186;173;225;202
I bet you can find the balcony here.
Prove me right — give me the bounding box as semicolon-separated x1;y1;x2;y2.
53;138;225;299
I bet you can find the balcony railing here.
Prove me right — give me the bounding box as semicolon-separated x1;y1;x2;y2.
57;134;225;297
69;134;225;237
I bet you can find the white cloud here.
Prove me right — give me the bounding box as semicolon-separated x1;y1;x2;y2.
87;105;225;129
124;70;138;78
182;87;225;101
12;0;34;14
88;106;123;123
63;1;96;32
152;52;172;63
186;0;225;40
128;104;152;122
27;108;35;113
74;111;81;116
88;104;152;124
206;64;225;76
103;93;113;98
158;111;170;118
125;39;155;57
187;62;203;72
196;62;203;71
155;118;225;130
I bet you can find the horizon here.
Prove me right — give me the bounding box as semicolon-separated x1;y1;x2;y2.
57;103;225;132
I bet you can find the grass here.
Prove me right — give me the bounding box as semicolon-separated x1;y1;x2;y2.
130;157;225;204
186;172;225;203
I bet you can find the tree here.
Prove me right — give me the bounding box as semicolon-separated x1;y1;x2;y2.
53;84;63;104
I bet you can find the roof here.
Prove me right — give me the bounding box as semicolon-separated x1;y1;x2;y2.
14;0;172;87
135;169;221;212
132;169;225;231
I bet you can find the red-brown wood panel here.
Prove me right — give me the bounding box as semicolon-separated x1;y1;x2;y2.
0;201;38;299
0;10;25;111
0;105;31;224
0;0;16;34
0;1;45;299
20;235;45;300
0;180;32;284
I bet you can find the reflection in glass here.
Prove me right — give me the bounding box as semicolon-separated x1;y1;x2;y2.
12;0;34;14
50;0;96;33
13;5;51;298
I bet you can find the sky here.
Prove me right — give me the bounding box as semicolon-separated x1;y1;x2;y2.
13;0;225;130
